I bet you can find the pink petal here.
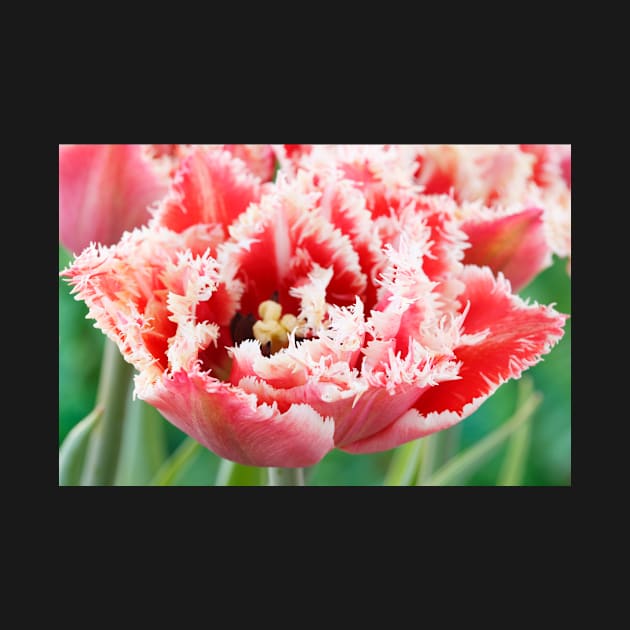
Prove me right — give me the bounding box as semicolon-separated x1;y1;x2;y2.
141;369;335;467
341;407;471;454
342;265;566;453
222;177;366;317
154;147;262;234
223;144;276;182
461;207;551;291
420;274;561;419
59;144;168;253
231;347;425;448
414;265;566;416
317;177;385;310
61;226;242;379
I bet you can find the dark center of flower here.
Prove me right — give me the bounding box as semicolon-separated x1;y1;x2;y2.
229;295;305;357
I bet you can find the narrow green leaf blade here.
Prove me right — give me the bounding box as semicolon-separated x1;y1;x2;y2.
149;438;203;486
422;390;542;486
59;405;103;486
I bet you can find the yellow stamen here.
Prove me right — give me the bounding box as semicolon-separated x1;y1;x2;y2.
252;299;299;354
280;313;298;331
258;299;282;322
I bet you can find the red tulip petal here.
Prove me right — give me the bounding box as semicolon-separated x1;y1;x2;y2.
141;369;335;467
343;265;566;453
154;147;261;234
340;407;470;454
222;175;366;316
414;265;566;416
461;207;551;291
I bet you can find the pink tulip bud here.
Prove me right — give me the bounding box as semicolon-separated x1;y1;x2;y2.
59;144;169;254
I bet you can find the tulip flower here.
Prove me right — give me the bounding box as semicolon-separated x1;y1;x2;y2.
59;144;171;254
62;146;567;468
288;144;570;291
410;144;571;288
59;143;272;254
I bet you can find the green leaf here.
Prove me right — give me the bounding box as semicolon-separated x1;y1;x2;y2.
59;405;103;486
421;384;542;486
115;398;168;485
149;438;203;486
383;440;423;486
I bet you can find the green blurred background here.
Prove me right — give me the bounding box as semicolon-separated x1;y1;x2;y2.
59;246;571;485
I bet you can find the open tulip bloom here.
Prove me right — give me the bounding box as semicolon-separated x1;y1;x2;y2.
61;144;569;476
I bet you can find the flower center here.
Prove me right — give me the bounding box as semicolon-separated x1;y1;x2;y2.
252;299;299;355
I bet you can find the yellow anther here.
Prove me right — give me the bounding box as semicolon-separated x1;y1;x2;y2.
258;299;282;322
280;313;298;332
252;299;300;354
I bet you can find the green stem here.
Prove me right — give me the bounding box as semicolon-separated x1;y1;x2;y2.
384;440;423;486
115;397;167;486
497;420;532;485
498;377;535;485
268;467;305;486
81;339;134;485
441;424;462;463
416;432;440;485
215;459;237;486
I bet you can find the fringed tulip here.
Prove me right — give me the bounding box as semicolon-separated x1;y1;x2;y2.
62;146;567;467
409;144;571;288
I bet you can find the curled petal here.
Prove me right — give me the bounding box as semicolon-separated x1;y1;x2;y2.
461;207;551;291
140;369;335;467
414;265;566;417
343;265;566;453
61;226;242;379
341;406;476;454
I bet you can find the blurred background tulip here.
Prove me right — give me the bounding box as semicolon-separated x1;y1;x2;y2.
59;144;169;254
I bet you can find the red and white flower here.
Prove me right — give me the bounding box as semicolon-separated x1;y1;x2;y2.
62;145;567;467
411;144;571;288
280;144;571;290
59;144;278;255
